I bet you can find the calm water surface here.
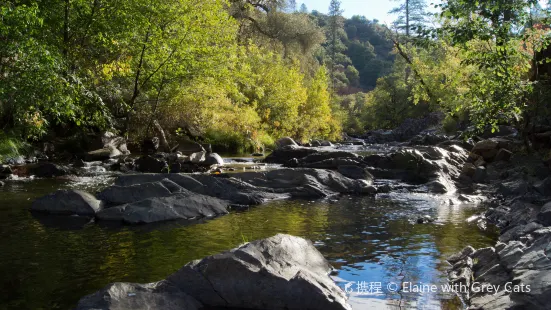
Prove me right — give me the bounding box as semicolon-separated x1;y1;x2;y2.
0;176;497;310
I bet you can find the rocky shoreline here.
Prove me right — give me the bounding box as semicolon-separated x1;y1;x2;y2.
446;136;551;310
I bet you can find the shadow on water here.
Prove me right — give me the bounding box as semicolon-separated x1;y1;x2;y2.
0;177;497;310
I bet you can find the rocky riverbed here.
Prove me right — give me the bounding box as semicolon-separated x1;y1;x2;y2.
4;125;546;309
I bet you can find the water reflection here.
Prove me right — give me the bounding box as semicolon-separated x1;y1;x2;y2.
0;179;496;310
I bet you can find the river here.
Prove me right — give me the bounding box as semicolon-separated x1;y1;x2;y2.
0;151;498;309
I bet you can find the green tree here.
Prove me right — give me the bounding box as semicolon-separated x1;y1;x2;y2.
328;0;344;92
389;0;429;37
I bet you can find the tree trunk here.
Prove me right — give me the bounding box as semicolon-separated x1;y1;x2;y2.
153;120;171;153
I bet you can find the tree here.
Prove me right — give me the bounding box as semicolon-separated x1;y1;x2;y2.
299;3;308;13
389;0;429;37
328;0;344;92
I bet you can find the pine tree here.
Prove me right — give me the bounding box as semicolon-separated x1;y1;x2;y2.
389;0;428;37
299;3;308;13
328;0;344;92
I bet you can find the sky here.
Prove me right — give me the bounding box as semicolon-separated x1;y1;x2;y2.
297;0;406;25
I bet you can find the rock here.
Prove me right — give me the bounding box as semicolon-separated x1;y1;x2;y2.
75;282;202;310
98;181;175;206
337;165;373;181
85;147;121;162
6;155;25;165
299;151;359;164
96;193;228;224
77;235;351;310
310;140;321;147
275;137;299;149
141;137;160;154
510;269;551;308
73;159;86;168
497;241;525;270
251;152;264;157
537;202;551;226
203;153;224;166
426;180;449;193
319;140;333;147
31;190;102;216
499;180;530;196
263;146;318;164
462;163;477;177
472;166;487;183
166;234;351;310
534;177;551;196
0;181;4;187
136;155;168;173
472;139;499;154
448;246;475;265
188;152;206;164
22;162;69;178
495;148;513;161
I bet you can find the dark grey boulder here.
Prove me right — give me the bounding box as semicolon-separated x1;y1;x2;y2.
534;177;551;196
97;181;174;206
448;245;475;265
499;180;530;196
337;165;373;181
31;190;102;216
136;155;168;173
75;282;202;310
263;146;317;164
166;234;351;310
96;193;228;224
25;162;69;178
537;202;551;226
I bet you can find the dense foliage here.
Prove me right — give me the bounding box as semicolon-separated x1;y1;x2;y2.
3;0;551;154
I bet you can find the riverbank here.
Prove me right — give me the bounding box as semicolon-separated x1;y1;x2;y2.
446;136;551;309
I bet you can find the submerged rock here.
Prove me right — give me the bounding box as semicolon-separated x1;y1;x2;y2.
76;234;351;310
31;190;102;216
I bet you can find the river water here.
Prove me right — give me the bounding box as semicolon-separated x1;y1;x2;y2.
0;152;497;310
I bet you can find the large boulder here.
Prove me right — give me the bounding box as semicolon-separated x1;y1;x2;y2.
263;146;318;164
136;155;168;173
14;162;69;178
31;190;102;216
537;202;551;226
166;234;351;310
75;282;202;310
96;193;228;224
275;137;299;149
337;165;373;181
97;181;175;206
472;139;499;160
76;235;351;310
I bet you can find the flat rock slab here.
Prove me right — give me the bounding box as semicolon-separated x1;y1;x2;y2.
96;194;228;224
